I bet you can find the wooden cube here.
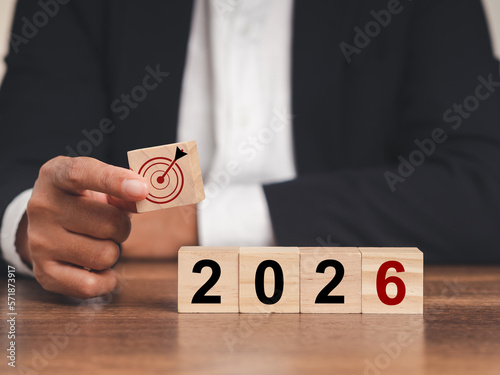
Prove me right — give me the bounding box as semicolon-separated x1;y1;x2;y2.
239;247;299;313
127;141;205;213
178;246;239;313
359;247;423;314
300;247;361;313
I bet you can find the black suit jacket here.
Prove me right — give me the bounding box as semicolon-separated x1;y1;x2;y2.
1;0;500;266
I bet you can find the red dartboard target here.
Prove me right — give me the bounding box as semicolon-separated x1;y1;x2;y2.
138;157;184;204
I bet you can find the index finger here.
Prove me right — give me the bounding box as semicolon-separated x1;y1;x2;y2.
48;156;149;201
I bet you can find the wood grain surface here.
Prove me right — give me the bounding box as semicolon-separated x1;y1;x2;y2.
1;261;499;375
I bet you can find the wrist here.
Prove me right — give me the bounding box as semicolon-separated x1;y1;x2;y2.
15;213;33;267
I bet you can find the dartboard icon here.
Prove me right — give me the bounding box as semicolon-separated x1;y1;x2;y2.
138;147;187;204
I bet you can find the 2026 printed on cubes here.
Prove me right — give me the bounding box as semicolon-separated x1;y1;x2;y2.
178;247;423;314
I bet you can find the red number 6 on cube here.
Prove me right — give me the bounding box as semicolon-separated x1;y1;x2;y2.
360;248;423;314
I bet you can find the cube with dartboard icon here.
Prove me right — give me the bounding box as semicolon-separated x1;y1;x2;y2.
127;141;205;212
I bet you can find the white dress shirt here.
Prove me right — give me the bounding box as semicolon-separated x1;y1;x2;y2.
1;189;34;275
178;0;296;246
0;0;296;275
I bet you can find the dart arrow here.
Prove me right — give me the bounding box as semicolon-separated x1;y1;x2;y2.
174;147;187;161
157;147;187;184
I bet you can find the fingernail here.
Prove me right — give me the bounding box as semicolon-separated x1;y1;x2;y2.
122;179;148;199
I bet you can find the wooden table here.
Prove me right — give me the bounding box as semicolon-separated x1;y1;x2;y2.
2;261;500;375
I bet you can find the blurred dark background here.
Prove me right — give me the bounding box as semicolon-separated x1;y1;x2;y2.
1;0;500;86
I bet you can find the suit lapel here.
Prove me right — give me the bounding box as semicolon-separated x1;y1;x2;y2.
107;0;194;165
291;0;367;173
